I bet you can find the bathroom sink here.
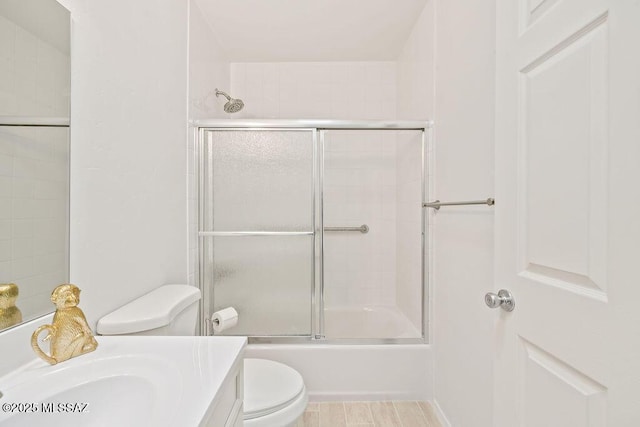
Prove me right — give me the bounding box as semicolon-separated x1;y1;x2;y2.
0;336;246;427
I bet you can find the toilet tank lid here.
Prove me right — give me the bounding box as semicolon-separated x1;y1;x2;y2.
96;284;201;335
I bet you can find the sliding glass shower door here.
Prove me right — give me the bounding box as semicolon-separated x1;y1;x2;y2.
199;122;428;342
321;130;424;340
200;129;315;336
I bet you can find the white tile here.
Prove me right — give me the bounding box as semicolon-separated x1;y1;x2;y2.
0;260;11;278
380;62;397;83
11;219;32;239
0;17;16;60
0;175;11;197
11;199;36;219
0;154;13;176
0;91;17;115
0;239;10;261
11;256;33;279
15;27;37;61
13;48;37;103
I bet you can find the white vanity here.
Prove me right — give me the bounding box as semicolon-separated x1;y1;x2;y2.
0;333;246;427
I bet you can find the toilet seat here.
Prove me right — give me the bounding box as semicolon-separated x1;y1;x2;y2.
244;358;308;427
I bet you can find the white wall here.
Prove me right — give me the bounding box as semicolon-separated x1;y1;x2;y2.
188;1;230;121
67;0;189;327
397;1;495;425
432;1;495;425
187;1;231;289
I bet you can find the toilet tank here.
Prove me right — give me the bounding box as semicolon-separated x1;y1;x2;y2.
96;285;201;336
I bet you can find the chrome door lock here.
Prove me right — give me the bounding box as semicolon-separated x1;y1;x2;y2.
484;289;515;312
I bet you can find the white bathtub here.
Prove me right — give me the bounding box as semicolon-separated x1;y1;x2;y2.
244;306;432;401
323;306;422;339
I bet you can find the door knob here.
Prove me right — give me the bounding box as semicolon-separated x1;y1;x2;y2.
484;289;515;312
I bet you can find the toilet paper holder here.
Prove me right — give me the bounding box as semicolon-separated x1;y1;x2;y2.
209;307;239;335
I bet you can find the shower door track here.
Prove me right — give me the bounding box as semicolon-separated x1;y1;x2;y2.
196;120;433;345
192;119;431;131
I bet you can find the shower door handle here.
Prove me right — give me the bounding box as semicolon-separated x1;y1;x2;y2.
484;289;515;312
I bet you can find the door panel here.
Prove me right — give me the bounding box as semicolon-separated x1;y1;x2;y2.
495;0;640;425
519;339;606;427
520;16;608;298
200;129;315;337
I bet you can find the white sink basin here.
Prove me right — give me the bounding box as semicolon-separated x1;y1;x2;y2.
0;336;246;427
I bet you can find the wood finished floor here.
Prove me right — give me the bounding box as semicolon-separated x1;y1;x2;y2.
295;401;441;427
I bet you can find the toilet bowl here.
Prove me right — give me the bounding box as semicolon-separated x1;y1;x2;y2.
244;358;308;427
97;285;308;426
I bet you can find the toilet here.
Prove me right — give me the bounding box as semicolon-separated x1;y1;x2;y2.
243;358;308;427
96;284;308;427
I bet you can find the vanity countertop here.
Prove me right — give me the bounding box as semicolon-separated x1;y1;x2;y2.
0;336;247;427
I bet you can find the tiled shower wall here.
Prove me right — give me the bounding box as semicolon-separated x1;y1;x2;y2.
0;14;69;116
323;131;397;308
230;62;396;120
0;14;70;316
0;127;68;317
229;62;401;310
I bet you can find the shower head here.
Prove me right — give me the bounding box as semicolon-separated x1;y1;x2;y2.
215;89;244;113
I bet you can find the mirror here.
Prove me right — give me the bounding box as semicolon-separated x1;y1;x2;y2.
0;0;70;332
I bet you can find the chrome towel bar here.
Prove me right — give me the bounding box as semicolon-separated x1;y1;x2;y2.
199;231;313;237
199;226;371;236
324;224;369;234
423;198;495;210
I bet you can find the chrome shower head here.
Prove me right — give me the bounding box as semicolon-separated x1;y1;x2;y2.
215;89;244;113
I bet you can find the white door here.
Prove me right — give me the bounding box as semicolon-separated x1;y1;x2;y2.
494;0;640;425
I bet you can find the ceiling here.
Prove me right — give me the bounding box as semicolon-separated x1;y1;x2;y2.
194;0;428;62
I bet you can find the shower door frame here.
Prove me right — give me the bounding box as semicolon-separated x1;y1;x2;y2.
196;119;433;345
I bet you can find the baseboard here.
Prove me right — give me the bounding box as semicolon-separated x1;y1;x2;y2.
432;399;452;427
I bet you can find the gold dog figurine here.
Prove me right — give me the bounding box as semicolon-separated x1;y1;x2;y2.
31;284;98;365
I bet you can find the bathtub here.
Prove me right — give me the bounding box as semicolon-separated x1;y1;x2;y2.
244;306;432;401
323;306;422;339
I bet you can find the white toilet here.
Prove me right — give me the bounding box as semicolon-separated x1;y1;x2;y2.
96;284;308;427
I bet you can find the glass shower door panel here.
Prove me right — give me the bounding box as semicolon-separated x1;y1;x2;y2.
206;235;313;336
202;130;314;232
322;130;424;339
201;129;315;336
